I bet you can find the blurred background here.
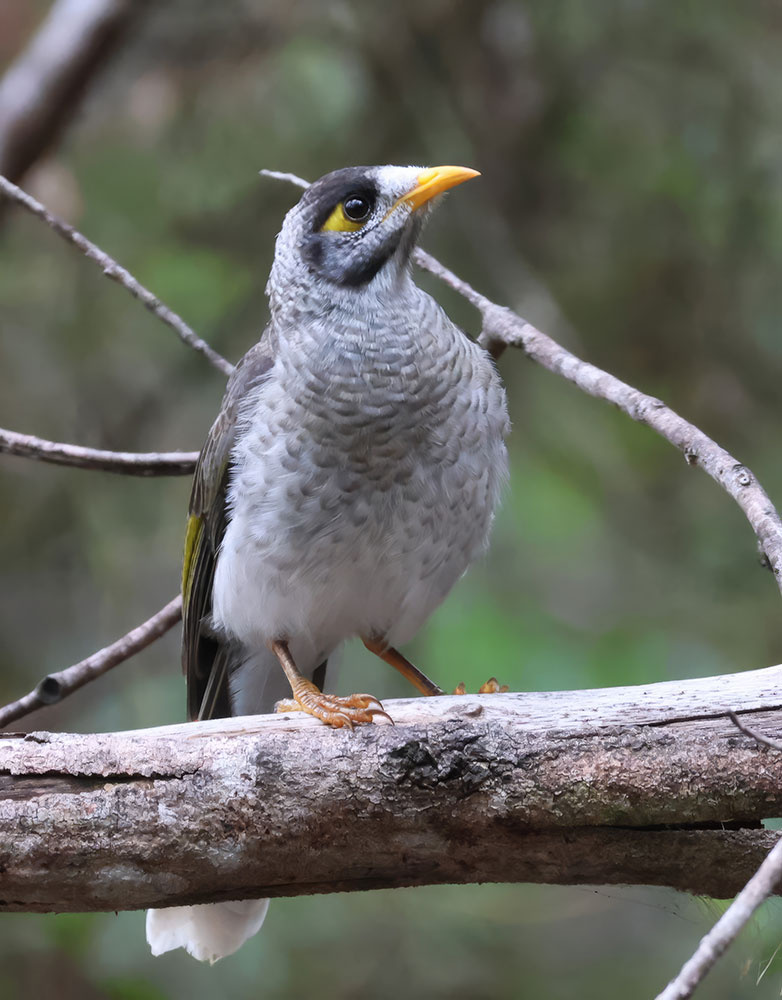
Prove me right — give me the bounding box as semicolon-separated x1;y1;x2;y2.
1;1;782;997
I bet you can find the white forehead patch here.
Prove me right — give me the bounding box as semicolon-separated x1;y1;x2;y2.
373;165;426;201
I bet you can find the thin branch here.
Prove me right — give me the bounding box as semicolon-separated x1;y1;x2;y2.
0;0;146;185
0;595;182;729
0;427;198;476
411;252;782;600
654;836;782;1000
729;710;782;751
258;168;309;189
0;174;234;376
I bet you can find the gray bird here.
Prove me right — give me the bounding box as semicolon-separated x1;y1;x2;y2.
146;164;510;962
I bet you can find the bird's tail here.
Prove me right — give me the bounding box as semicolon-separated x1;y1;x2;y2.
146;645;333;961
146;899;270;964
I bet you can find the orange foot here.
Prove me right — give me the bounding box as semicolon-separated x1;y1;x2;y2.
453;677;510;695
275;677;392;730
270;638;392;729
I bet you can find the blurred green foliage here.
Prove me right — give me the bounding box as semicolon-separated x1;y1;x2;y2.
1;0;782;996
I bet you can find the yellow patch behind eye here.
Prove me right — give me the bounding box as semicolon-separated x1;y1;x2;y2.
320;202;365;233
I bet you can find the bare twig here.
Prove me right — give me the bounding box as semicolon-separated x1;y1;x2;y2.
0;595;182;729
0;0;146;184
654;836;782;1000
0;427;198;476
411;251;782;600
0;174;234;376
728;710;782;751
258;168;309;189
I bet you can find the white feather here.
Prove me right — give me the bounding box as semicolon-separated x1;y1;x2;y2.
146;899;270;964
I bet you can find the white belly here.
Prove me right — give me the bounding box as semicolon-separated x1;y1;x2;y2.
212;442;500;662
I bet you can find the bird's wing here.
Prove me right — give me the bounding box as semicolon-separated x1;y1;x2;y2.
183;340;274;721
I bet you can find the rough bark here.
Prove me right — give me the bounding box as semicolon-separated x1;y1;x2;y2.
1;665;781;913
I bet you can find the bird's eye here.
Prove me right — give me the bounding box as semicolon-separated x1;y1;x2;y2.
320;193;374;233
343;195;371;222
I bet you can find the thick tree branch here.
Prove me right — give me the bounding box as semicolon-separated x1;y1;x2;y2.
0;174;234;376
0;0;146;185
0;427;198;476
1;664;781;912
0;596;181;729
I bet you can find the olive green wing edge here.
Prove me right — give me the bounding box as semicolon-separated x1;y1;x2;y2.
181;340;274;721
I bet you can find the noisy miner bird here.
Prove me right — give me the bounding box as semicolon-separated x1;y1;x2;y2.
146;164;510;962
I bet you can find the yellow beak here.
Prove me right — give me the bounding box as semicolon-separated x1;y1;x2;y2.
397;165;480;212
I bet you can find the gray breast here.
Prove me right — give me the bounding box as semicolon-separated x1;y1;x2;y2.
216;283;509;652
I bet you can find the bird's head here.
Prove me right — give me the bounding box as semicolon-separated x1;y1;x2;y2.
267;164;479;310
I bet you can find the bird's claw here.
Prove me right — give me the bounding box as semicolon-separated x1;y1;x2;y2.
453;677;509;695
275;685;393;729
479;677;510;694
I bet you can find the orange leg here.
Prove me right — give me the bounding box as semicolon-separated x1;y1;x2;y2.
270;639;391;730
362;637;445;696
